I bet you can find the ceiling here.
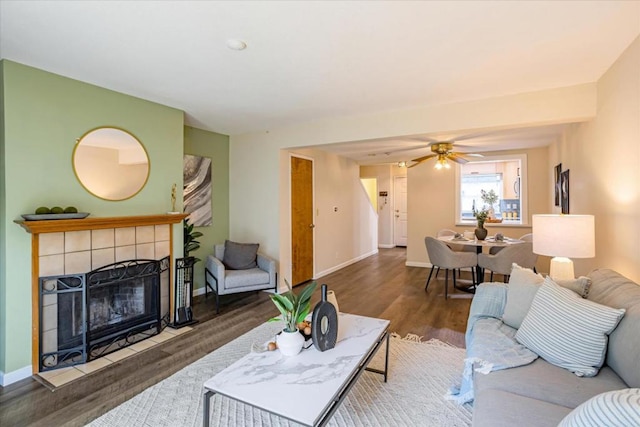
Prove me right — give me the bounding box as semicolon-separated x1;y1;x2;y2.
1;1;639;163
317;123;573;166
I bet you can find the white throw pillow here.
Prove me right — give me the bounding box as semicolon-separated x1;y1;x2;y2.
558;388;640;427
515;277;626;377
502;263;544;329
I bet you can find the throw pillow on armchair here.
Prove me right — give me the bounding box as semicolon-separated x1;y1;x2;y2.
222;240;259;270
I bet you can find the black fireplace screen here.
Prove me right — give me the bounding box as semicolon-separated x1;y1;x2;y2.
39;275;87;371
86;259;161;358
39;257;170;372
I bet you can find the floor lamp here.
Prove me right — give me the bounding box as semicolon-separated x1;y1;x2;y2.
532;214;595;280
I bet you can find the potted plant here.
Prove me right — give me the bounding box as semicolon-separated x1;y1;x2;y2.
472;206;489;240
480;189;499;220
183;218;203;263
269;280;317;356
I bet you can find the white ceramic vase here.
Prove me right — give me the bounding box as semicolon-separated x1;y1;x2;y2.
277;329;305;356
326;290;339;314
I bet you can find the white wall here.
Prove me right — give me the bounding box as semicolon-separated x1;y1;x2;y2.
230;84;597;275
278;148;378;287
548;36;640;281
360;178;377;212
360;164;407;248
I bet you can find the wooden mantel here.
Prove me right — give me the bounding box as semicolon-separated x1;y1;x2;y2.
16;213;188;373
16;213;188;234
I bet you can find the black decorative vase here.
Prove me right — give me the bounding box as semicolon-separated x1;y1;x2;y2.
475;225;488;241
311;284;338;352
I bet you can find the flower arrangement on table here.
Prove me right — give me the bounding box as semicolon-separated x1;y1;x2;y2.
472;206;489;228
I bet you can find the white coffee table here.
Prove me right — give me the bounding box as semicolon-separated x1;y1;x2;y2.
203;313;390;426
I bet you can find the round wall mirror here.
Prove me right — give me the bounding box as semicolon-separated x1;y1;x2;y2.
73;127;150;201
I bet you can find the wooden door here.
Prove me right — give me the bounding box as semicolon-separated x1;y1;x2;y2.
291;156;314;286
394;176;408;247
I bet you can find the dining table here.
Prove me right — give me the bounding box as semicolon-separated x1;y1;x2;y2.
437;234;525;289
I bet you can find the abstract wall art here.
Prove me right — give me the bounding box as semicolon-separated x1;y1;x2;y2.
183;154;212;226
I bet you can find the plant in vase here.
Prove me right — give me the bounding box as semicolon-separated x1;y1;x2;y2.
480;189;499;220
472;206;489;240
269;280;317;356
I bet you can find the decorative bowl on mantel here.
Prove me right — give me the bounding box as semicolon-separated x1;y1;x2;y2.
21;213;90;221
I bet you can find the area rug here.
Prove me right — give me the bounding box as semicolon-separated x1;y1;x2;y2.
88;322;472;427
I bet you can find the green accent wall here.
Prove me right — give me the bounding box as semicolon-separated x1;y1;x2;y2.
183;126;230;292
0;61;6;374
0;60;185;376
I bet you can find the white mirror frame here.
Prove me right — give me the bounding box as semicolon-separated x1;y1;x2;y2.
73;127;150;201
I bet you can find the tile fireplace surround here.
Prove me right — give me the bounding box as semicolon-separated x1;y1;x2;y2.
17;214;187;374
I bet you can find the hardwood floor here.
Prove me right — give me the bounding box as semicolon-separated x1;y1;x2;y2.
0;247;472;426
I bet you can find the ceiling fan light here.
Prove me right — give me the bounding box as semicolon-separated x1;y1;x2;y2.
434;154;449;170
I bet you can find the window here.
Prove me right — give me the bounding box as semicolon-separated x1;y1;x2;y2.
455;154;527;225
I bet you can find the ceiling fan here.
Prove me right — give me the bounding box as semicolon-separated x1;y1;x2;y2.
408;141;483;169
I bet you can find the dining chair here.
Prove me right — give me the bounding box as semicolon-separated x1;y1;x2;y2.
424;237;477;299
489;232;534;254
519;233;533;242
477;241;538;282
436;229;475;278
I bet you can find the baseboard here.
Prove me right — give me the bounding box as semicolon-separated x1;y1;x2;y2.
378;244;396;249
405;261;474;273
0;365;32;387
314;249;379;279
193;286;206;297
406;261;431;268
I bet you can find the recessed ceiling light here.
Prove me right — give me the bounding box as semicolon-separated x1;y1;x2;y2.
226;39;247;51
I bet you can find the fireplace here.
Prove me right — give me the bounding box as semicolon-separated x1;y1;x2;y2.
87;259;167;358
17;213;187;374
40;258;170;371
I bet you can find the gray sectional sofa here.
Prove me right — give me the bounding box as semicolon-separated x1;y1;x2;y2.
470;268;640;426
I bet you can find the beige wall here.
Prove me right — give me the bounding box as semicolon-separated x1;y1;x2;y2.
231;83;597;278
278;148;378;288
548;36;640;281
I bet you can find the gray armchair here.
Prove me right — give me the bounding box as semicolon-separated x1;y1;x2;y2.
205;244;277;313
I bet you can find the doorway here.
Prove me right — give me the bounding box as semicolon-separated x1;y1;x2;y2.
394;176;407;247
290;155;314;286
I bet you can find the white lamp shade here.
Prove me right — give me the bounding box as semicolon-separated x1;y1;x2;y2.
532;214;595;258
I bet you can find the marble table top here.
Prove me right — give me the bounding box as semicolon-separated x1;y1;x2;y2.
203;313;390;426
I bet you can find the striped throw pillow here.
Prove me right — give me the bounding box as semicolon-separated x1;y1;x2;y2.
515;277;625;377
558;388;640;427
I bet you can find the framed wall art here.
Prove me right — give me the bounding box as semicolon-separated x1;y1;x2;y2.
554;163;562;206
561;169;570;214
183;154;212;226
